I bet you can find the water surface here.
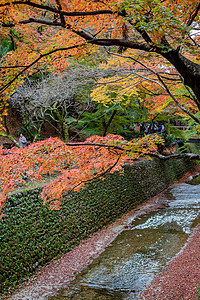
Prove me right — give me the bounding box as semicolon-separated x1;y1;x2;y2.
49;182;200;299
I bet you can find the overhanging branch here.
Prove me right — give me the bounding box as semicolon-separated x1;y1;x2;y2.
0;1;113;16
187;2;200;26
0;43;86;94
148;152;200;161
2;18;62;27
68;153;122;194
88;38;152;51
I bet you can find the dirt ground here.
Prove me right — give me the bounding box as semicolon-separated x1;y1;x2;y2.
140;223;200;299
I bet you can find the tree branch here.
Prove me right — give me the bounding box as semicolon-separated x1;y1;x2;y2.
65;142;124;151
187;2;200;26
0;66;28;68
2;18;62;27
0;1;113;16
68;153;122;194
88;38;152;51
148;152;200;161
2;18;153;53
106;50;200;125
0;43;86;93
55;0;66;27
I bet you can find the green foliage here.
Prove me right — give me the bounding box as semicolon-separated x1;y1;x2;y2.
184;112;200;139
73;95;149;138
16;122;43;142
165;123;188;140
0;29;23;58
73;103;118;136
156;132;175;152
0;37;12;59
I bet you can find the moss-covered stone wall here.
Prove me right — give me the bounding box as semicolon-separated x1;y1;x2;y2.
0;158;193;294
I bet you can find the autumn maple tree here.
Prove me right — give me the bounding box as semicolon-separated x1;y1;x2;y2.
0;1;199;101
0;0;200;214
0;0;199;137
90;51;199;129
0;134;166;217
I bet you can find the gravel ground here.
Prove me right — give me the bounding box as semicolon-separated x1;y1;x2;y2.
7;169;200;300
140;224;200;300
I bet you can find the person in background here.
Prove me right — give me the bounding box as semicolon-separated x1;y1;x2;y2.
153;121;159;133
19;133;27;148
158;124;165;133
160;124;165;133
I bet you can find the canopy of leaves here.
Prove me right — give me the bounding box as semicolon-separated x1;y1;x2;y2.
0;0;199;219
0;0;199;136
90;50;199;124
0;0;199;99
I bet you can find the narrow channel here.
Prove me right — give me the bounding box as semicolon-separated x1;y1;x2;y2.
49;177;200;299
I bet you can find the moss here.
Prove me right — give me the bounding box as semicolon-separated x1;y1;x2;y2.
0;158;194;295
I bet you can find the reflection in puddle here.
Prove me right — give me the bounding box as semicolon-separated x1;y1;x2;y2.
49;184;200;299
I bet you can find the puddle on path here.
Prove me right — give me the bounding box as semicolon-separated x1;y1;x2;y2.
49;181;200;299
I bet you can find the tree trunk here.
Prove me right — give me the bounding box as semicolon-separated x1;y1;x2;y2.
59;118;69;142
62;122;69;142
162;50;200;109
102;110;117;137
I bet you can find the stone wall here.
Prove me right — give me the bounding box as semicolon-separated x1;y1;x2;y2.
0;158;193;294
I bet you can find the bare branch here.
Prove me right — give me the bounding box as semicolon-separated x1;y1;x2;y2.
156;72;200;125
88;39;152;51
